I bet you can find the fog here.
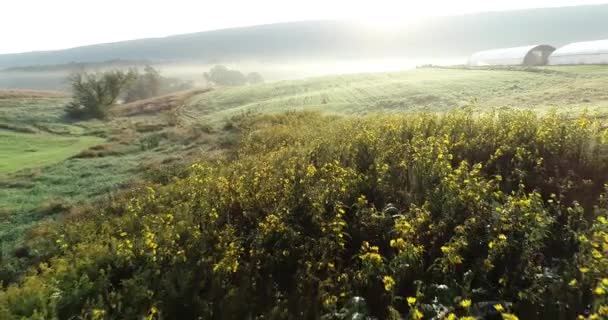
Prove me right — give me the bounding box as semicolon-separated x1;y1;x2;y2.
0;57;466;91
0;70;73;91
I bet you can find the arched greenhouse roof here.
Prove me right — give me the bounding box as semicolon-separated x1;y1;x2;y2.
469;45;556;66
549;39;608;65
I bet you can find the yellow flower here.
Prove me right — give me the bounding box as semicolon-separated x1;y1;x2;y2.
502;314;519;320
92;309;105;315
589;313;599;320
383;275;395;291
412;308;423;319
598;305;608;316
91;309;106;320
145;306;158;320
494;304;504;312
359;242;383;265
602;278;608;286
592;250;603;259
594;287;606;295
460;299;472;308
390;238;407;251
498;234;507;241
569;279;578;287
360;252;382;265
306;164;317;176
407;296;417;305
446;313;457;320
323;295;338;307
579;267;590;273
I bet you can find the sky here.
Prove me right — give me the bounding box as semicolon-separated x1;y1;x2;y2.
1;0;607;54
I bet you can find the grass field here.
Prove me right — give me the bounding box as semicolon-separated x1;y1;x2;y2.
0;91;226;253
185;66;608;122
0;131;103;174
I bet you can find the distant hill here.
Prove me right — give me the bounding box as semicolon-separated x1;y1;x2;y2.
2;59;155;72
1;4;608;69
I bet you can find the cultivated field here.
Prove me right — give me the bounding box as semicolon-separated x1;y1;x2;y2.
185;66;608;122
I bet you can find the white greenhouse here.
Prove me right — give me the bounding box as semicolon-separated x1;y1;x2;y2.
468;45;556;66
549;40;608;65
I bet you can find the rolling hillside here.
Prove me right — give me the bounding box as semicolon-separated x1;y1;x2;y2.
1;4;608;69
2;65;607;254
183;66;608;122
2;66;608;318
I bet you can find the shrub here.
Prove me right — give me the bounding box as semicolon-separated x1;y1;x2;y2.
65;70;137;119
123;66;194;103
204;65;247;86
246;72;264;84
138;133;167;151
1;110;608;319
204;65;264;86
37;200;71;217
124;66;161;103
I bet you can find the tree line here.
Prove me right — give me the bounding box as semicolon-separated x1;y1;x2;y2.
65;65;264;119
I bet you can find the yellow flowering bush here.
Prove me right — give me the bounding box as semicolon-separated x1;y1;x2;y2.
1;110;607;319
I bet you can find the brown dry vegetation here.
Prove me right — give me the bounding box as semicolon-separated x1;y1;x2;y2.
71;143;130;159
0;89;68;100
110;88;212;117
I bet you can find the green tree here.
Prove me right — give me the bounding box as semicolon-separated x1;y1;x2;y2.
203;65;247;86
65;69;136;119
246;72;264;84
124;66;161;103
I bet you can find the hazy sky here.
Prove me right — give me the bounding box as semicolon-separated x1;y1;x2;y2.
1;0;607;54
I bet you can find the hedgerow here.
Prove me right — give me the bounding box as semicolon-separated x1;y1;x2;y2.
1;110;608;319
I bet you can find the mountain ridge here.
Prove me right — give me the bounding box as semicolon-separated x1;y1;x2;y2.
1;4;608;68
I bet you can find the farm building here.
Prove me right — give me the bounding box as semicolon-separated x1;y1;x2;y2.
468;45;556;66
549;40;608;65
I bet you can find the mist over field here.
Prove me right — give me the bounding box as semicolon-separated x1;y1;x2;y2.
1;4;607;90
0;57;466;90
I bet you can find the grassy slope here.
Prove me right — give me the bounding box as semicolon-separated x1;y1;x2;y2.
0;131;103;174
0;92;225;250
186;66;608;123
1;65;608;251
